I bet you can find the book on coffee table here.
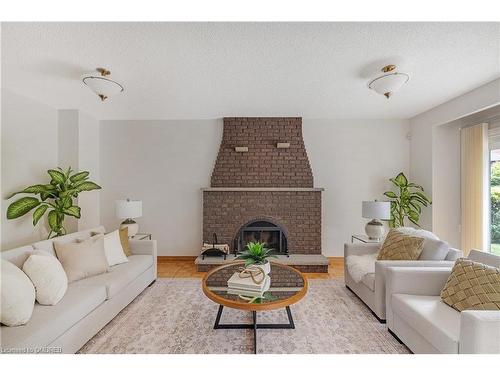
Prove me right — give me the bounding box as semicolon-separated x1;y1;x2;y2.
227;276;270;297
227;272;270;292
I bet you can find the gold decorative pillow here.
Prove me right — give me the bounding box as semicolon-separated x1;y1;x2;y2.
440;258;500;312
377;229;424;260
119;227;132;257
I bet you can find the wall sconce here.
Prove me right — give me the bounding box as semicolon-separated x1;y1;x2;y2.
276;142;290;149
235;147;248;152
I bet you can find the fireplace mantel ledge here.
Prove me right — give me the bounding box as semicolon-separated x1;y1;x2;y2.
201;187;324;192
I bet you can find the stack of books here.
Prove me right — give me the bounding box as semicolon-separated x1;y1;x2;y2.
227;272;271;297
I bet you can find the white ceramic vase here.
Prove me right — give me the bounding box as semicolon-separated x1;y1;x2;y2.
255;260;271;275
365;219;385;240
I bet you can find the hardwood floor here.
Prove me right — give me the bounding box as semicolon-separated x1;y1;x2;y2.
157;256;344;279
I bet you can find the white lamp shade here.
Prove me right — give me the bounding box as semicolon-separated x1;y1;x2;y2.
115;200;142;219
369;72;409;97
362;201;391;220
82;75;124;99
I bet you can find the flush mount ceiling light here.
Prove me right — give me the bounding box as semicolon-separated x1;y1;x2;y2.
368;64;409;99
81;68;124;101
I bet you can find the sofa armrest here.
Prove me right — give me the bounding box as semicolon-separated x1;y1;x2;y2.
129;239;157;257
459;310;500;353
385;267;451;328
344;242;380;257
129;239;157;280
386;266;450;296
373;260;454;321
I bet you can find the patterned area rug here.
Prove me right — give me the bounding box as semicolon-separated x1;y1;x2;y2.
79;278;409;354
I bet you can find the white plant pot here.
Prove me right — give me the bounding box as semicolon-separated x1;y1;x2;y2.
255;261;271;275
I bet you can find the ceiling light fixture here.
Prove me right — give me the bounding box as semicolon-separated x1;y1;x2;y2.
368;64;409;99
82;67;124;101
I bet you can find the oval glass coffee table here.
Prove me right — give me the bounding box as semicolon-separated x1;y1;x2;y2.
202;261;308;354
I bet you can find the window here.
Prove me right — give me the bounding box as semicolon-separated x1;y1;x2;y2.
488;122;500;255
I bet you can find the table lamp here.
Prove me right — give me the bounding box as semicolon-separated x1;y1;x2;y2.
115;199;142;237
362;200;391;240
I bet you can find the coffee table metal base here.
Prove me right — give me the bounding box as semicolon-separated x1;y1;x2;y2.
213;305;295;354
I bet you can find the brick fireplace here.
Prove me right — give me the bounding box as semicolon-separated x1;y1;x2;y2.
199;117;327;272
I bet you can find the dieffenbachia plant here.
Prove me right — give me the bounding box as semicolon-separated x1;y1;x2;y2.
383;172;431;228
6;167;101;238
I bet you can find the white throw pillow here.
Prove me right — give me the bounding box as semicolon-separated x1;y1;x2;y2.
103;230;129;266
22;250;68;305
0;258;36;326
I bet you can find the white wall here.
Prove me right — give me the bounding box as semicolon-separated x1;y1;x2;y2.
303;119;410;256
99;120;222;256
77;112;100;231
410;78;500;230
100;119;409;256
58;109;79;233
1;89;58;249
432;121;461;247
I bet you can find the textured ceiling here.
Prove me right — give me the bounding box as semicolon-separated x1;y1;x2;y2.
2;22;499;120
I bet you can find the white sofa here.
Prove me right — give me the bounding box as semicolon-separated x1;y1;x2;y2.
386;250;500;354
0;226;157;353
344;242;462;322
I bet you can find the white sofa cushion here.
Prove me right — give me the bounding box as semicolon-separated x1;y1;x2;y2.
0;283;106;349
0;259;36;327
71;255;153;299
22;250;68;305
392;293;460;353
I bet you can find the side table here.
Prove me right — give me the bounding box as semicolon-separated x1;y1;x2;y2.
351;234;380;244
131;233;152;240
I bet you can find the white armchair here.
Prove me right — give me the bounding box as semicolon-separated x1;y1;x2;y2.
385;250;500;354
344;242;462;322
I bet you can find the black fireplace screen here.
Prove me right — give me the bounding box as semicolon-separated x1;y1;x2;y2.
235;220;288;255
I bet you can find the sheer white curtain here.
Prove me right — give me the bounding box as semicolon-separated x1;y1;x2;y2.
460;123;489;255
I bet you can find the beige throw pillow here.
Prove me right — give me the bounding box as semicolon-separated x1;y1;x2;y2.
54;234;109;282
377;229;424;260
440;258;500;312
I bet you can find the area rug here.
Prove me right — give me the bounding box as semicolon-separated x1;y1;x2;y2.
79;278;410;354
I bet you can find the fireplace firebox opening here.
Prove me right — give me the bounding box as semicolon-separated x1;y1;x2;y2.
234;220;288;257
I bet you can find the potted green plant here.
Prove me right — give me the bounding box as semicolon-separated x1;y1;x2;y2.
383;172;431;228
6;167;101;238
236;241;277;275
